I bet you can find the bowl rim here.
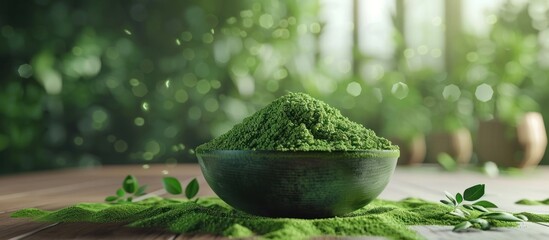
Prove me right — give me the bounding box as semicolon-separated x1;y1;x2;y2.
196;149;400;158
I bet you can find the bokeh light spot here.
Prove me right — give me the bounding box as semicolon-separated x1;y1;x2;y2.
204;98;219;112
475;83;494;102
442;84;461;102
141;102;150;111
259;14;274;28
92;109;108;123
114;140;128;152
145;140;160;155
391;82;409;99
196;79;211;94
346;82;362;97
18;64;33;78
73;136;84;146
134;117;145;126
175;89;189;103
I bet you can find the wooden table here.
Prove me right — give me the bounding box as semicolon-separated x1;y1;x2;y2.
1;164;549;239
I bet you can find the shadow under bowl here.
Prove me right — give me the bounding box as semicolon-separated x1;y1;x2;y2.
196;150;399;219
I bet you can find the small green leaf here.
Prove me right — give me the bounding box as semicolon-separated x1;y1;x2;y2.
135;185;148;196
473;200;498;208
455;208;470;217
470;218;490;230
126;197;133;202
445;191;457;206
456;193;463;204
453;221;472;232
116;188;125;197
163;177;183;195
105;196;118;202
515;214;528;221
482;212;524;222
185;178;200;199
440;200;453;207
123;175;139;194
449;210;466;219
463;184;485;201
471;205;489;213
463;204;474;210
437;153;457;171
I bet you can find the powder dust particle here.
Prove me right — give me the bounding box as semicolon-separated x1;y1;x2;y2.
12;197;537;240
197;92;397;152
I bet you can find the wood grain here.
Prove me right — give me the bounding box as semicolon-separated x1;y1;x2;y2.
1;164;549;239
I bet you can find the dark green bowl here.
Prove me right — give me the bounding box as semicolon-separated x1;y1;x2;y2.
196;150;399;218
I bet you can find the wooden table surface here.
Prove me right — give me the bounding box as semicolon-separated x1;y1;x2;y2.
1;164;549;239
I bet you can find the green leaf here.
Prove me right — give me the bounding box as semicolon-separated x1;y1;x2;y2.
445;191;457;206
455;208;470;217
515;214;528;221
482;212;524;222
473;200;498;208
116;188;125;197
126;197;133;202
463;204;474;210
449;210;466;219
470;218;490;230
135;185;148;196
163;177;182;194
185;178;200;199
105;196;118;202
463;184;485;201
456;193;463;204
453;221;472;232
123;175;139;194
471;205;489;213
440;200;453;207
437;153;457;171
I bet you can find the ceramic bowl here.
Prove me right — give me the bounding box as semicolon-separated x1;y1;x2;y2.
196;150;399;218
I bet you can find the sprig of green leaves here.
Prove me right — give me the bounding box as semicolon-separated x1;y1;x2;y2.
440;184;528;232
163;177;200;199
105;175;148;203
105;175;200;203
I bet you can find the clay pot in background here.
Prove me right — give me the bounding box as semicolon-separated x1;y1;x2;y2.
477;112;547;168
426;128;473;165
389;135;426;165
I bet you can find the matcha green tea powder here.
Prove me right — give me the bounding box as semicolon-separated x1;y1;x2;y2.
197;92;397;151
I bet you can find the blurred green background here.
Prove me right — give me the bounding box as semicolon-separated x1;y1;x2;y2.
2;0;549;174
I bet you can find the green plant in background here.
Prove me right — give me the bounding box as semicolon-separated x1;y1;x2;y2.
0;0;323;174
440;184;527;231
469;1;545;124
3;0;549;174
376;10;434;148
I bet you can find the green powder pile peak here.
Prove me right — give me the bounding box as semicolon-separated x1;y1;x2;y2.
12;197;538;240
197;92;397;152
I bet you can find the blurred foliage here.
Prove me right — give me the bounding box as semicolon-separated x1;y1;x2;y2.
0;0;322;173
2;0;549;174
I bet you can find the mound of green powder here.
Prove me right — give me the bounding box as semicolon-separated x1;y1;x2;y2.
12;197;536;240
197;92;397;152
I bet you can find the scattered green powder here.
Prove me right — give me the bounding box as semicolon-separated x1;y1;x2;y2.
516;198;549;205
196;92;397;152
13;197;540;240
223;224;254;238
